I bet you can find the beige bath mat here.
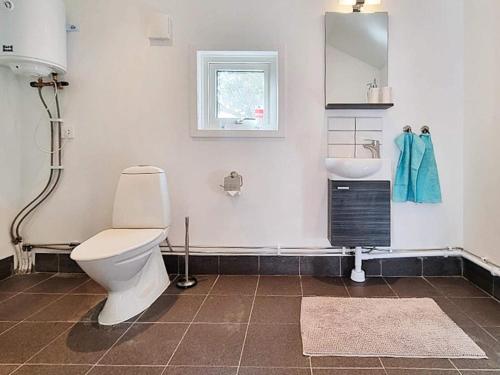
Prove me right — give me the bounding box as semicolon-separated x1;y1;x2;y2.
301;297;486;358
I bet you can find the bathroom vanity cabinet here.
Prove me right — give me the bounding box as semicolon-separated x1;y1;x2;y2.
328;180;391;247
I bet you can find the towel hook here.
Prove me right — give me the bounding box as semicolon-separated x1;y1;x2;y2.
403;125;412;133
421;126;430;134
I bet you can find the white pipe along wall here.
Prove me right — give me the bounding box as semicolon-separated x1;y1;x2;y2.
2;0;498;274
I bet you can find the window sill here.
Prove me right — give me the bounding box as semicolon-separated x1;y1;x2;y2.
191;128;284;138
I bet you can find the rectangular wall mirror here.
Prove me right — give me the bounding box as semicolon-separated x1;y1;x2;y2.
325;12;389;109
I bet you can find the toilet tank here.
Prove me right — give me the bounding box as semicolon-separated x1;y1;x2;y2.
112;166;171;229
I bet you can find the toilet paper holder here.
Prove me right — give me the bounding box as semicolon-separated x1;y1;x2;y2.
220;171;243;196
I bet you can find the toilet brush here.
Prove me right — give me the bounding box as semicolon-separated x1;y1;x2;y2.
176;217;198;289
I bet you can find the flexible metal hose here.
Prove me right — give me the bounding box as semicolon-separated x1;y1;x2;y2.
10;81;64;272
10;88;56;244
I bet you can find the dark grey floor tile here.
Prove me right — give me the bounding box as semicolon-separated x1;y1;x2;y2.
13;364;91;375
138;295;204;323
483;326;500;340
26;294;105;322
100;323;187;365
164;367;237;375
0;292;16;304
423;257;462;276
29;322;129;364
163;255;179;275
384;277;441;297
257;276;301;296
59;255;84;273
251;296;301;324
0;322;71;363
301;277;348;297
426;277;488;297
0;293;60;321
239;368;310;375
0;257;12;281
0;366;18;375
220;256;258;275
194;295;253;323
259;256;299;275
0;273;53;293
164;275;217;295
241;324;309;367
451;326;500;369
89;366;164;374
431;297;478;328
170;323;246;366
35;254;59;273
314;370;386;375
381;358;455;369
26;274;88;294
363;259;383;277
179;256;219;275
210;276;258;296
300;256;340;277
494;276;500;300
384;370;459;375
450;297;500;326
0;322;14;334
70;280;106;294
344;278;396;297
463;259;494;295
382;258;423;277
311;356;382;368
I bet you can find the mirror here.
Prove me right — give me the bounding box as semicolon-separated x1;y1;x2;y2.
325;12;388;107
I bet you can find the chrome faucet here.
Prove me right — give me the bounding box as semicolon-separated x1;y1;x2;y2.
363;139;381;159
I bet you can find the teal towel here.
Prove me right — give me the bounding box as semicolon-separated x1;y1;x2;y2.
416;134;442;203
393;133;425;202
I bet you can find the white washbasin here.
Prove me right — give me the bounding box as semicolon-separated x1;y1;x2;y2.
325;158;390;180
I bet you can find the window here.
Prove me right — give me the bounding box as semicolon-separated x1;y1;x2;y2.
194;51;280;137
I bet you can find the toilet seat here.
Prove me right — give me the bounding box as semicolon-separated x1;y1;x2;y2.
71;228;166;262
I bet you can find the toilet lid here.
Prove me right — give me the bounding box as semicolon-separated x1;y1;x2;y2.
71;228;166;261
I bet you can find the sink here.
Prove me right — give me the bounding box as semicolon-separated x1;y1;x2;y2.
325;158;390;180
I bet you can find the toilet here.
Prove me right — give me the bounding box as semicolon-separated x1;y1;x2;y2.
71;166;171;325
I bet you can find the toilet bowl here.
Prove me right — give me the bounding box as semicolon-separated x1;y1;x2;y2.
71;166;171;325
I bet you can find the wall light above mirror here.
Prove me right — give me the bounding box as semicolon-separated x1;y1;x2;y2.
339;0;382;13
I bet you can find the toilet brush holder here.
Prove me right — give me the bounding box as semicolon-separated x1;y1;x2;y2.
176;217;198;289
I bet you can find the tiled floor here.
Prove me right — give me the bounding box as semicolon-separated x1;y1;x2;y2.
0;273;497;374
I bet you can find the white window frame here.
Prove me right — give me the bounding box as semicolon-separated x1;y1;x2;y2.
193;50;281;138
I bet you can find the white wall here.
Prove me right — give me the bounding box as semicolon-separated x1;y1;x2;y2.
16;0;464;251
0;69;21;259
384;0;464;249
463;0;500;265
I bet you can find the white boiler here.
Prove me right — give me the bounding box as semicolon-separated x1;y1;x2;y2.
0;0;67;77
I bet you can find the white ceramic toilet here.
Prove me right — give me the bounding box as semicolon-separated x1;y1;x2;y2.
71;166;171;325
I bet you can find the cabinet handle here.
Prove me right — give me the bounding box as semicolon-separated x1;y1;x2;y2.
337;186;350;190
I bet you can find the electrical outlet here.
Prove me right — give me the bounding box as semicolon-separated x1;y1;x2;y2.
61;124;75;139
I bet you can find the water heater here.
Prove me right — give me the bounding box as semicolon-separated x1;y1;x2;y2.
0;0;67;77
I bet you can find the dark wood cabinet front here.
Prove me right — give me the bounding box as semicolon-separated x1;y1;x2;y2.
328;180;391;247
